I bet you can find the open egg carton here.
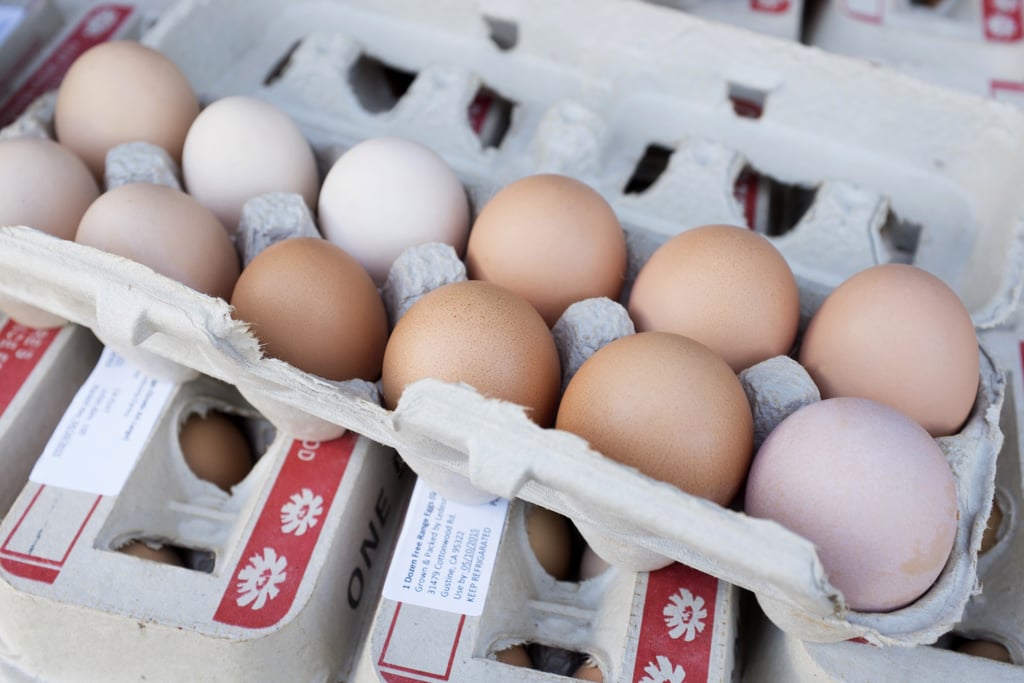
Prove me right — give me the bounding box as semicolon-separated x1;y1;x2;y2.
0;365;413;682
0;0;1019;647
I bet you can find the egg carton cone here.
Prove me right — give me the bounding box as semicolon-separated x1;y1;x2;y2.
806;0;1024;107
0;0;1016;646
0;364;414;683
350;497;739;683
738;589;1024;683
0;318;102;520
637;0;804;41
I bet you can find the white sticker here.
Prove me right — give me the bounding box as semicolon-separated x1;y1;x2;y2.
30;347;175;496
0;6;26;44
382;478;508;616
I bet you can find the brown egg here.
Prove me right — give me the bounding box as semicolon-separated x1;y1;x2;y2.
119;540;183;566
628;224;799;372
494;645;532;668
955;639;1013;663
466;174;627;327
0;137;100;328
179;412;253;492
799;263;979;437
556;332;753;506
980;497;1003;554
381;281;561;426
54;40;199;178
75;183;239;301
230;237;388;382
573;661;604;681
526;505;573;580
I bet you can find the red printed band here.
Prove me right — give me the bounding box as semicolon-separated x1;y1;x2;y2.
984;0;1023;42
843;0;884;23
0;4;135;126
213;432;356;628
378;602;466;682
0;320;59;417
632;563;719;683
751;0;791;13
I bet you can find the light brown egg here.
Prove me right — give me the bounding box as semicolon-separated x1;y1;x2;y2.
381;281;561;426
799;263;979;437
628;224;799;373
179;412;253;492
230;237;388;382
466;174;626;327
54;40;199;178
573;661;604;681
0;137;100;328
119;540;183;566
556;331;753;506
980;497;1003;554
525;505;573;581
955;639;1013;663
494;645;533;668
75;183;239;301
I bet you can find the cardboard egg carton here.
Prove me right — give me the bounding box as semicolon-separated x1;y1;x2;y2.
806;0;1024;106
0;0;1017;646
351;498;739;683
0;365;414;682
638;0;804;40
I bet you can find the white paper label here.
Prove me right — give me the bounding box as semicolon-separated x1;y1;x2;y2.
30;347;175;496
382;478;508;616
0;6;26;44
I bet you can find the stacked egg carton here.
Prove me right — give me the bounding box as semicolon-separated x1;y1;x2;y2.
0;360;413;682
0;0;1021;674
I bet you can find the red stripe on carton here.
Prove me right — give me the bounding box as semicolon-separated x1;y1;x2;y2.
378;602;466;680
213;433;355;628
0;320;58;416
751;0;791;13
632;563;719;683
984;0;1023;43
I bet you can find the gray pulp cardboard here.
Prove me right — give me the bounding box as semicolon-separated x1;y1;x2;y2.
0;0;1015;645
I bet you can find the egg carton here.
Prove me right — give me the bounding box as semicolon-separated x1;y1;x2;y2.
806;0;1024;106
0;0;1017;646
0;367;414;683
638;0;804;40
0;317;102;523
0;0;63;93
350;498;739;683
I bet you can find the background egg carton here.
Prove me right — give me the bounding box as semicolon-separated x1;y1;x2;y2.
0;0;1018;646
0;371;414;683
351;499;739;683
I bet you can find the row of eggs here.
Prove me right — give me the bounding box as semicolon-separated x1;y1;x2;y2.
0;40;981;617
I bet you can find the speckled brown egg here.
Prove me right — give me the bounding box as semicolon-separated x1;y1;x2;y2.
628;224;799;373
466;174;627;327
556;331;753;506
230;237;388;382
381;280;561;426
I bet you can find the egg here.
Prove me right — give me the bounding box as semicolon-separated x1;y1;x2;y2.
182;96;319;232
319;136;470;284
744;397;958;613
54;40;199;178
230;237;388;382
179;411;253;492
955;639;1013;663
119;540;183;566
466;174;626;326
525;505;573;580
381;280;561;426
556;331;753;506
494;645;533;668
628;224;800;372
980;496;1003;554
75;183;239;301
573;661;604;681
0;137;100;328
798;263;979;437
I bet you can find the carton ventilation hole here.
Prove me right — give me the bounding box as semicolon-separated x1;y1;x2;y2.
728;82;768;119
115;539;216;574
623;144;673;194
484;15;519;51
492;643;599;678
349;54;417;113
263;38;304;86
468;86;515;148
878;212;922;264
733;167;816;236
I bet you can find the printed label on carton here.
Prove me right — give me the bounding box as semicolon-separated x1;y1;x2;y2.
0;6;26;43
214;433;355;629
984;0;1023;43
0;319;58;416
630;563;720;683
29;347;175;496
0;3;134;126
382;478;508;616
